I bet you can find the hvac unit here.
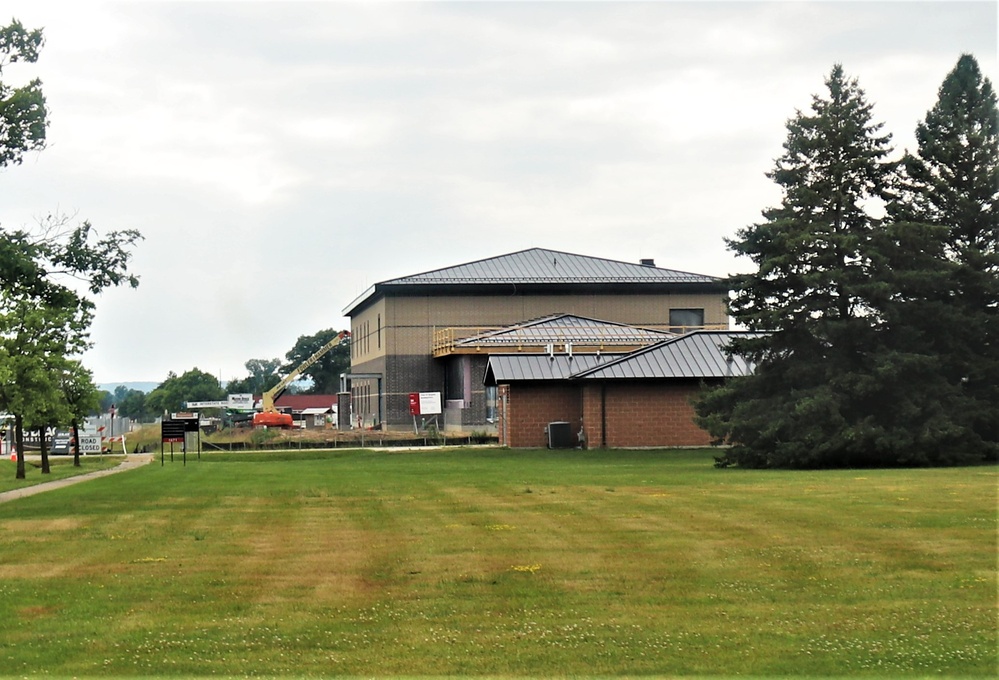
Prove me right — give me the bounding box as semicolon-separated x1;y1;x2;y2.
546;421;573;449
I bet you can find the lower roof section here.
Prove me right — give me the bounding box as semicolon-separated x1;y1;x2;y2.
484;353;624;385
485;331;761;384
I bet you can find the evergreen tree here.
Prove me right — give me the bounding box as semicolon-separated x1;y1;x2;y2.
889;54;998;457
696;65;912;468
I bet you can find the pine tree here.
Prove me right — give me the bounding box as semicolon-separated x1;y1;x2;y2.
696;65;927;468
889;54;999;458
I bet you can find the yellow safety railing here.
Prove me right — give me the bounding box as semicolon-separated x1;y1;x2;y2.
431;323;730;357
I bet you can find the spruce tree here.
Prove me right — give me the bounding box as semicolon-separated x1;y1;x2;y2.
889;54;998;458
696;65;909;468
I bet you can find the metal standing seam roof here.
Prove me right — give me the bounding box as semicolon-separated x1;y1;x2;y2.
384;248;720;285
344;248;724;314
570;331;762;381
484;354;624;384
455;314;674;348
484;331;761;384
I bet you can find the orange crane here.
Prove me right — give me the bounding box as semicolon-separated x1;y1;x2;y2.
253;330;350;428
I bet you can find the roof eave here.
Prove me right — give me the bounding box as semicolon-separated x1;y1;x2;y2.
342;284;378;317
344;279;727;317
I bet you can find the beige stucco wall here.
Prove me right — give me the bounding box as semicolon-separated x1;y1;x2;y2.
380;291;727;355
350;297;387;364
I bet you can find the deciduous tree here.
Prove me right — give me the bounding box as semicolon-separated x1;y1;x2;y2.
0;19;46;167
59;361;99;467
145;369;225;416
283;329;350;394
0;20;141;477
226;358;282;396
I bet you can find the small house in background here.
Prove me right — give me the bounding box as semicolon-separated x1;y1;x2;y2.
272;394;338;429
486;331;759;448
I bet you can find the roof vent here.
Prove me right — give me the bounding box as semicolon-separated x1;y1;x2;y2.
640;258;655;267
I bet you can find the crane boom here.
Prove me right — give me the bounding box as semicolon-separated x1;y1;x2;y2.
254;330;351;427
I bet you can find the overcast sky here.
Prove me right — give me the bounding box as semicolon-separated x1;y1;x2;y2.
3;1;996;386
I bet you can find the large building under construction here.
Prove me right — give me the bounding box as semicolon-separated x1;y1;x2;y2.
342;248;730;435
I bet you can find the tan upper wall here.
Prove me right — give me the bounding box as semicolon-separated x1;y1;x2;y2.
350;297;388;364
351;291;727;359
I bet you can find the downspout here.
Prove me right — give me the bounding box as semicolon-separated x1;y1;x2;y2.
600;385;607;449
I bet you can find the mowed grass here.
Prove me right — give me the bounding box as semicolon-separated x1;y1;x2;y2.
0;448;994;678
0;456;121;494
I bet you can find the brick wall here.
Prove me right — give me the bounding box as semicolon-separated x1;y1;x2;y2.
385;354;445;426
502;383;582;448
496;380;713;448
580;384;605;448
580;381;713;448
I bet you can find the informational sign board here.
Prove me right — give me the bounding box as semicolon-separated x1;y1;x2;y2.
409;392;442;416
161;419;187;443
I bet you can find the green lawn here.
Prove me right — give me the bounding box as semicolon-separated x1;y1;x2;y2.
0;455;120;494
0;448;995;678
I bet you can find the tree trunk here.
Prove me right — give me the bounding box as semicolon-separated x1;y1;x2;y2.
14;414;25;480
72;419;81;467
40;426;50;474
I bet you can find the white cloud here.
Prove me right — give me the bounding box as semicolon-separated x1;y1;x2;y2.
0;1;994;382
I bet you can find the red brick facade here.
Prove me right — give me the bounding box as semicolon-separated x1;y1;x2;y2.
499;380;714;448
497;383;583;448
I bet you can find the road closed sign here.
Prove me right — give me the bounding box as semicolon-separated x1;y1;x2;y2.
80;435;102;454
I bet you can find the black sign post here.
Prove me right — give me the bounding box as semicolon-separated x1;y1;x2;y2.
160;420;186;466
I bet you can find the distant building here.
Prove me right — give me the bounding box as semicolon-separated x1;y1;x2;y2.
342;248;729;432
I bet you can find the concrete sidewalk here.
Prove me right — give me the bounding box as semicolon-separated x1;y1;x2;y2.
0;454;154;504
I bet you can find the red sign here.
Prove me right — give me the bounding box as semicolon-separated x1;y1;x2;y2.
408;393;420;416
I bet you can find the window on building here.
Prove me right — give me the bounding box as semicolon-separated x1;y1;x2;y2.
485;385;497;423
669;308;704;333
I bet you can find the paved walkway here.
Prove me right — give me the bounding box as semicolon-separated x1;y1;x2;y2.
0;454;154;504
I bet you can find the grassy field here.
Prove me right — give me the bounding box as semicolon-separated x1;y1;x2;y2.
0;456;121;494
0;448;994;678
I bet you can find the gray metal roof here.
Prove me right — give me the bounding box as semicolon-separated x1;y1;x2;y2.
571;331;762;381
485;353;623;385
456;314;673;349
385;248;719;285
484;331;760;384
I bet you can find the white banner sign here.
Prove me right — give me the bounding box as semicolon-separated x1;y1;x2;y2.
186;395;254;410
228;393;253;409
